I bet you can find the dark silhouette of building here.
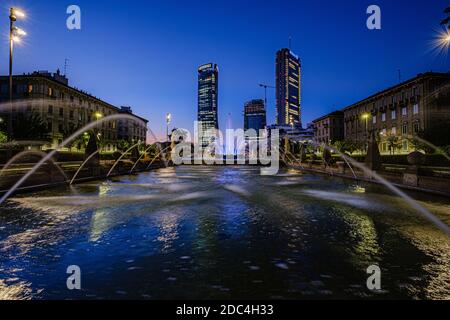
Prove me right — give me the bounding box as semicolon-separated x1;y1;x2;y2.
244;99;266;132
0;70;148;151
276;48;302;128
197;63;219;148
313;111;344;144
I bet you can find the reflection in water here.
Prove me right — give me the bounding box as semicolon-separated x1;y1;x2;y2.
0;166;449;299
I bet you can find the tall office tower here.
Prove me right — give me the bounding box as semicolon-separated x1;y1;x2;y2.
244;99;267;131
197;63;219;148
275;48;302;128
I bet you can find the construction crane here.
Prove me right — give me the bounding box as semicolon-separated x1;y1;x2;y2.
259;83;275;110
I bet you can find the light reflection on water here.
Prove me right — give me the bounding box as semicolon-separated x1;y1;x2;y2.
0;166;449;300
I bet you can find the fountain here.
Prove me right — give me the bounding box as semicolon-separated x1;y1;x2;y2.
106;142;142;178
69;150;100;185
319;142;450;236
130;143;159;173
280;136;450;236
145;146;171;170
0;151;69;188
0;114;146;206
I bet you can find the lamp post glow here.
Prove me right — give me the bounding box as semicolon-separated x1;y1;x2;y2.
361;113;370;152
166;113;172;142
8;7;27;142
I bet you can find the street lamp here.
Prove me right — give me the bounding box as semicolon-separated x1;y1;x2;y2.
361;113;370;152
166;113;172;142
361;113;370;132
8;7;27;141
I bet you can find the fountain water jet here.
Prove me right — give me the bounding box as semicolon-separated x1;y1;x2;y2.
0;150;69;182
0;114;146;206
312;141;450;236
69;150;100;185
129;143;159;173
106;142;143;178
145;146;171;170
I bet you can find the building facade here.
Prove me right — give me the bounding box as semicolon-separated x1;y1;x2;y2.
244;99;266;131
0;70;148;151
313;111;344;144
118;106;148;144
197;63;219;148
276;48;302;128
343;72;450;154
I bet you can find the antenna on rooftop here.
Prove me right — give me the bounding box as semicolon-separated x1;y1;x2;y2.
64;58;70;76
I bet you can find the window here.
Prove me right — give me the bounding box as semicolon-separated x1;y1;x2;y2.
70;111;74;119
381;128;387;136
402;140;408;151
413;104;419;115
48;105;53;114
402;107;407;116
372;116;377;124
28;84;33;94
391;110;396;120
402;123;408;135
59;108;64;116
47;122;52;132
58;123;64;133
48;87;53;97
381;113;386;122
413;122;420;134
391;127;397;135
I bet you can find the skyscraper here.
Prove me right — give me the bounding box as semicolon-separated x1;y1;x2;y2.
197;63;219;148
244;99;266;131
275;48;302;128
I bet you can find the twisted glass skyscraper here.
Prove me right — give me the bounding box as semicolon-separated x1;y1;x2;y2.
197;63;219;148
276;48;302;128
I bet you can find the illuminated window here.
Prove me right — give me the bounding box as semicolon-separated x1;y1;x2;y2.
381;113;386;122
413;104;419;115
28;84;33;94
391;127;397;135
402;107;407;116
48;87;53;97
391;110;396;120
372;116;377;124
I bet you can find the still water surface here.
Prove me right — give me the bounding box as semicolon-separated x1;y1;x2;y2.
0;166;449;299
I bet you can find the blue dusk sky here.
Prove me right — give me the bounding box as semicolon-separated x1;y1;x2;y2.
0;0;449;140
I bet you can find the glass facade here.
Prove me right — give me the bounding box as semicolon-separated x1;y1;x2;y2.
197;63;219;148
276;48;301;128
244;99;266;131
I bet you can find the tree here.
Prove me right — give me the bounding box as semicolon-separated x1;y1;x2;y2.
0;131;7;144
117;139;130;152
386;135;401;155
12;113;49;141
